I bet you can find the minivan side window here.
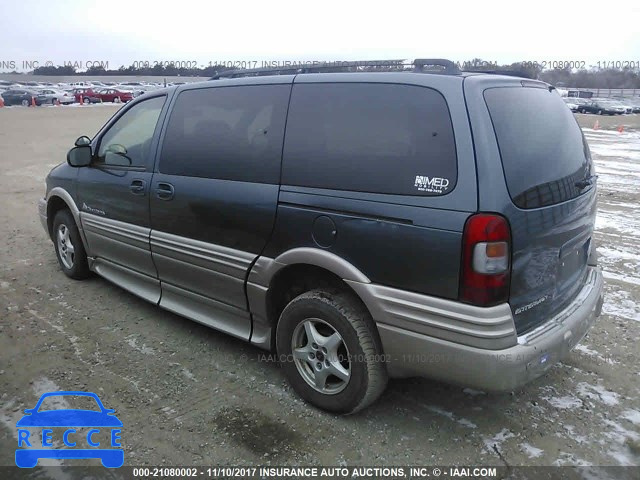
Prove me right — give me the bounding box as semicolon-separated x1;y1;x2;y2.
96;96;166;168
159;85;290;184
282;83;458;196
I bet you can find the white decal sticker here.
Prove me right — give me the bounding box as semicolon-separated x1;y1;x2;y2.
414;175;450;193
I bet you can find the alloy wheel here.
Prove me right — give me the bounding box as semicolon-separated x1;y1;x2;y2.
57;224;75;269
291;318;351;395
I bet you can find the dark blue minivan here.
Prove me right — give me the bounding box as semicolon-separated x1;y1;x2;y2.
37;60;604;413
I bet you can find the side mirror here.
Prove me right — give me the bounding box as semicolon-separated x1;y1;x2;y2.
67;145;92;167
75;135;91;147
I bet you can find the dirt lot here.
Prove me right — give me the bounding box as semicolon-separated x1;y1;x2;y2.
0;105;639;476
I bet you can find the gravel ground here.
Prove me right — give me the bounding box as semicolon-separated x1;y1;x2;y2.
0;105;639;476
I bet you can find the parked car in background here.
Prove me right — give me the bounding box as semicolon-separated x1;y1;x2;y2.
0;89;36;106
94;88;134;103
569;98;591;113
71;88;101;104
35;89;75;105
611;99;633;114
563;97;580;112
581;99;626;115
630;99;640;113
115;85;146;97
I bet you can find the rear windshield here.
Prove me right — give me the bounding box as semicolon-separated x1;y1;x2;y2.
484;87;592;209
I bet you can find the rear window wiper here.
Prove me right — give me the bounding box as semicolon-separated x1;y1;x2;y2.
575;174;598;190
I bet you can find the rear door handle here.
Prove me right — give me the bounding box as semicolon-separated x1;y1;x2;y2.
129;179;146;195
155;182;175;200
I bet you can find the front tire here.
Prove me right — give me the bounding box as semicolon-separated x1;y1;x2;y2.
52;209;90;280
276;290;387;414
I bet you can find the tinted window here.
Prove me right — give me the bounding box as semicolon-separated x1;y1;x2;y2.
97;95;165;167
484;87;592;209
282;83;457;196
159;85;290;183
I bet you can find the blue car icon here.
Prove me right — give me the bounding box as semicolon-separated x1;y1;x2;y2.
15;391;123;468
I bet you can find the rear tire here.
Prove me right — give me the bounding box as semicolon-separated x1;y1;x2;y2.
52;209;90;280
276;289;388;414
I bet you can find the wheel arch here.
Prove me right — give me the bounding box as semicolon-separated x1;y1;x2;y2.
46;187;90;254
247;248;377;350
46;195;69;239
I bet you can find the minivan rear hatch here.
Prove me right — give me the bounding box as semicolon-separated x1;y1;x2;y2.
468;77;597;334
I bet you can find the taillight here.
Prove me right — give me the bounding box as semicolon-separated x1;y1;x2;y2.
460;213;511;306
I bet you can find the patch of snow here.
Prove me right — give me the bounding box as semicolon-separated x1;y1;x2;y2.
622;409;640;425
597;246;640;263
456;418;478;429
573;344;599;357
161;406;177;416
552;451;593;466
602;419;640;466
596;210;640;237
590;146;640;161
483;428;516;454
576;383;620;406
424;405;477;429
125;336;155;355
601;288;640;321
520;442;544;458
602;271;640;288
563;425;589;445
543;394;582;409
572;344;619;365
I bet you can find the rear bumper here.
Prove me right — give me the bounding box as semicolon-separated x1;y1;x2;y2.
351;266;604;392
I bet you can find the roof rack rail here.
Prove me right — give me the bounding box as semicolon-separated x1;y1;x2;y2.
208;58;461;80
463;69;537;79
413;59;460;74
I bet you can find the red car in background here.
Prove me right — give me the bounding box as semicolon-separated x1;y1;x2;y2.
94;88;134;103
71;88;101;104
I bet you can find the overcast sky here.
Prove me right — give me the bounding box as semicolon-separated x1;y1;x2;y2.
2;0;640;71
